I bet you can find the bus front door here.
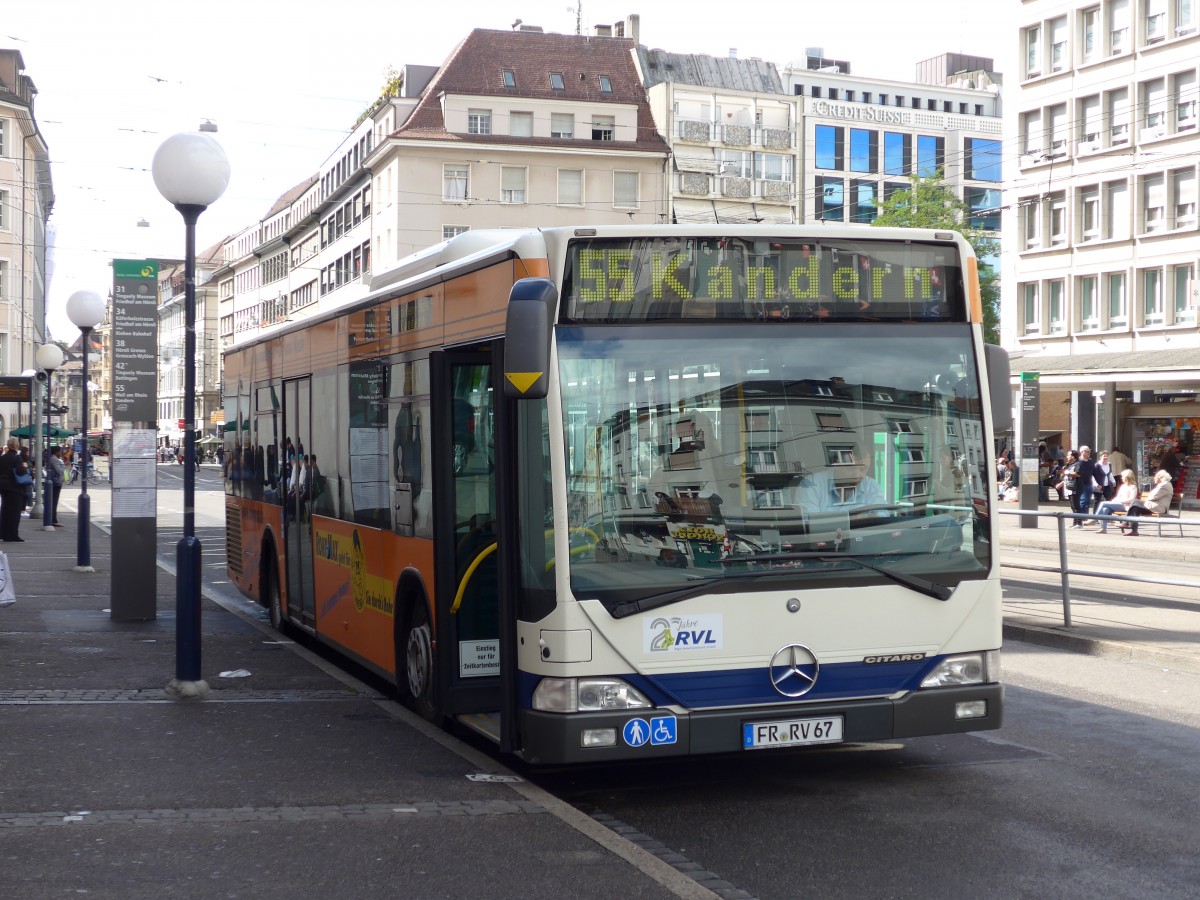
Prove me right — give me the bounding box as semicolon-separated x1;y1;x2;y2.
282;377;315;628
432;349;510;733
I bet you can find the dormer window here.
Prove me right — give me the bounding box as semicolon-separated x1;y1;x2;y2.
502;69;515;88
549;72;565;90
598;75;612;93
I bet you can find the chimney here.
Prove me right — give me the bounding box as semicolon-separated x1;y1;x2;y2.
628;14;640;45
614;20;624;37
595;23;612;37
729;48;737;58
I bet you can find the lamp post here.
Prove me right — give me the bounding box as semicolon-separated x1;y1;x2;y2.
35;343;64;532
65;291;106;571
152;131;230;699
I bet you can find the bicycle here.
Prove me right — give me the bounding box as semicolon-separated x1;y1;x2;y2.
64;461;95;486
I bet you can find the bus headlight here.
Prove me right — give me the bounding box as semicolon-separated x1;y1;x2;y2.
532;677;652;713
920;651;999;688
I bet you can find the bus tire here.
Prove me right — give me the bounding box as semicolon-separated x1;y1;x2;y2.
400;597;439;722
264;553;287;634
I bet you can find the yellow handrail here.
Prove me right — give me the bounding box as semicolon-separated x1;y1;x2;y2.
451;542;498;614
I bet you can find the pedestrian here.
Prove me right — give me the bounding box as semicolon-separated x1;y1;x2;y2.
996;458;1017;501
309;454;326;513
1071;446;1097;526
1108;446;1132;475
1091;451;1116;514
18;446;34;515
287;453;310;520
0;437;29;541
1121;469;1174;536
1043;457;1065;501
1058;449;1080;511
1158;443;1182;483
45;445;65;526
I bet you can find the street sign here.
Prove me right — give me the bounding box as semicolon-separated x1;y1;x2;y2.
111;258;159;622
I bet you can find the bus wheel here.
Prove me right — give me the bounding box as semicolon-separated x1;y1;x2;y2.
402;599;438;721
266;558;287;633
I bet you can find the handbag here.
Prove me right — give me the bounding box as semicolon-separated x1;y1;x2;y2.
13;470;32;486
0;550;15;608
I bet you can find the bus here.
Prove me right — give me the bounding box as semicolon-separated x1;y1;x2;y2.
222;225;1011;765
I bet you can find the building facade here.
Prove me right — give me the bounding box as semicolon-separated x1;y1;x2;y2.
158;248;221;447
1001;0;1200;505
0;50;53;438
219;22;670;352
635;46;1003;228
785;52;1003;228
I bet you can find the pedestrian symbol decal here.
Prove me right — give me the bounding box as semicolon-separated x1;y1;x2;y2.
622;718;650;747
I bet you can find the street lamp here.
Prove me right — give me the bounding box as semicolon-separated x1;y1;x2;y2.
65;291;106;571
35;342;64;533
152;131;230;700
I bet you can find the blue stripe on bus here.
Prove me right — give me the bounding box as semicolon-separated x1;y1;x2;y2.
519;657;939;710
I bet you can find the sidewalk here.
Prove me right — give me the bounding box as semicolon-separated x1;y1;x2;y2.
0;510;703;900
996;497;1200;674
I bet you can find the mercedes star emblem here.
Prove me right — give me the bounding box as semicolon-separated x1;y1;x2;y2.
768;643;820;698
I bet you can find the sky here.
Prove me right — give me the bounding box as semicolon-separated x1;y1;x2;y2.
5;0;1008;343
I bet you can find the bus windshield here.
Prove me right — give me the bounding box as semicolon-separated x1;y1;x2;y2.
557;323;990;612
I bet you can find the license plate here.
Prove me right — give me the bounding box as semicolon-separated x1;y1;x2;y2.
743;715;844;749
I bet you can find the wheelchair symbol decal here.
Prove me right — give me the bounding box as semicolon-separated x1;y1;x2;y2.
650;716;677;745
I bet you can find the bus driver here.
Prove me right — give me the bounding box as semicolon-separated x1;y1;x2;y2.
796;448;890;517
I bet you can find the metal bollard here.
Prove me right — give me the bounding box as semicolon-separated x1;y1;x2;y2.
1057;513;1071;627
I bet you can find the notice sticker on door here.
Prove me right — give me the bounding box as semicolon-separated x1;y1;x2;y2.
459;640;500;678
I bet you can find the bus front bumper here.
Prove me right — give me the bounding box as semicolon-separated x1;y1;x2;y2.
517;684;1003;765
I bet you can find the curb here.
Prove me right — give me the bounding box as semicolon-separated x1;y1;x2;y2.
1003;621;1200;676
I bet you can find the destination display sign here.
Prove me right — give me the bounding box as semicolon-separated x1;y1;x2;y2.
0;376;32;403
561;237;965;323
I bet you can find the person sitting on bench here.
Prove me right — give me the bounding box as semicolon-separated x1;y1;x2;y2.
1121;470;1173;536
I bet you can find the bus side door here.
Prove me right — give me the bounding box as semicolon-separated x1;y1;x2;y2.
282;376;315;628
432;347;510;726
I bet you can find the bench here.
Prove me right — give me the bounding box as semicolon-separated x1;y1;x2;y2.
1110;491;1185;537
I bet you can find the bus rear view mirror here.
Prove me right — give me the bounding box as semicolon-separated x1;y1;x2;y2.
984;343;1012;433
503;278;557;400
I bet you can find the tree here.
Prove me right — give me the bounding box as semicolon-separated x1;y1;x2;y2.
870;171;1000;344
356;66;404;127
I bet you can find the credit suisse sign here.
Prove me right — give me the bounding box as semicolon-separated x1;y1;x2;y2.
808;99;912;126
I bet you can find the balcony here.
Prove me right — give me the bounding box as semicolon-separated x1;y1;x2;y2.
675;172;795;204
745;460;806;490
675;119;796;149
721;176;753;199
721;123;752;147
677;119;713;142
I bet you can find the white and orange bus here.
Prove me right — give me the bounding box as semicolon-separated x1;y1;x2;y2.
223;225;1011;764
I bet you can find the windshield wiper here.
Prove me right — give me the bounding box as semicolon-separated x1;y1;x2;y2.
610;576;728;619
720;552;952;601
